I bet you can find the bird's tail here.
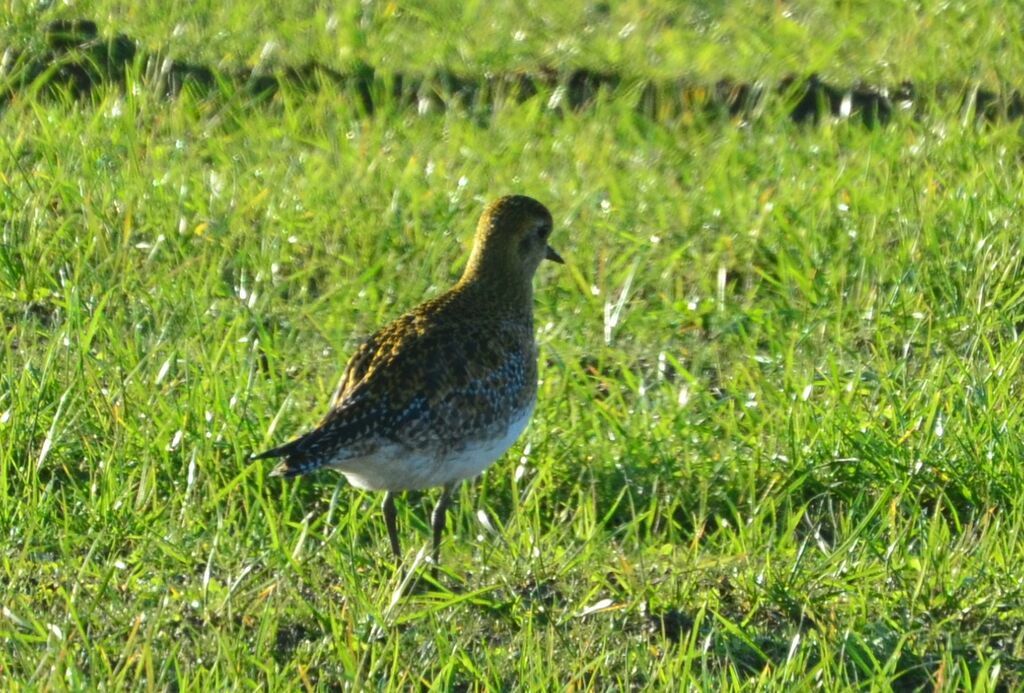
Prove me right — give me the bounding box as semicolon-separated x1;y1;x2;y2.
252;436;323;478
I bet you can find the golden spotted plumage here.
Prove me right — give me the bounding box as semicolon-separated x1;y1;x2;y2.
254;194;561;566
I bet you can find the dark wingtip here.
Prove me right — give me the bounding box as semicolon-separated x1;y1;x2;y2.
253;443;300;476
252;437;301;461
253;434;323;478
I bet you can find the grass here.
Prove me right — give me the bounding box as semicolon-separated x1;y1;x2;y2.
3;2;1024;689
6;1;1024;82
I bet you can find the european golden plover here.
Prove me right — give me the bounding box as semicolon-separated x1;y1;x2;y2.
255;195;562;568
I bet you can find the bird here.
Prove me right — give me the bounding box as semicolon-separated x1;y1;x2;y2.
254;194;562;570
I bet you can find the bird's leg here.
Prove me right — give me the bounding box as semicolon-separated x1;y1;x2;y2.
430;483;454;572
382;491;401;563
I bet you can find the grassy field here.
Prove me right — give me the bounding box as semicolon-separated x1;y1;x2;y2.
3;2;1024;689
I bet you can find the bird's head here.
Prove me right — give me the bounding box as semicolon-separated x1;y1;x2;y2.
461;195;563;291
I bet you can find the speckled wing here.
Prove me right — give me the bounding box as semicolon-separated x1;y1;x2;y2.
252;327;397;476
351;314;537;448
255;307;537;477
328;331;382;408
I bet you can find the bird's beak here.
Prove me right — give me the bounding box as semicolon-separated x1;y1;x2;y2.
545;245;565;264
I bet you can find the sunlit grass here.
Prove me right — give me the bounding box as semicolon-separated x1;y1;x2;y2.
3;5;1024;690
5;1;1024;82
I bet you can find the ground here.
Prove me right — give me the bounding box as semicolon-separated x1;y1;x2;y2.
2;2;1024;689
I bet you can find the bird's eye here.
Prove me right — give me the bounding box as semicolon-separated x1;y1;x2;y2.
536;223;549;240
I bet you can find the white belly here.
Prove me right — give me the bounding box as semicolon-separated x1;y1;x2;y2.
334;404;535;491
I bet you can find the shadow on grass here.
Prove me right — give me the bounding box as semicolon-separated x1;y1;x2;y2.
5;19;1024;126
